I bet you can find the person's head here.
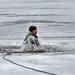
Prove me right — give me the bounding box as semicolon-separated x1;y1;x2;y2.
29;26;37;35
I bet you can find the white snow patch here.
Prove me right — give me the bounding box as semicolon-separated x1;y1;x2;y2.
0;54;75;75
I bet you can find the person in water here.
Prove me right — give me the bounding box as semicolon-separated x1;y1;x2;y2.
20;26;45;52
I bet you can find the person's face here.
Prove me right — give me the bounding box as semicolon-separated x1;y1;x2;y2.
32;29;37;35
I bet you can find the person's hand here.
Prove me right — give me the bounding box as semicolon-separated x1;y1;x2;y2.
39;45;43;48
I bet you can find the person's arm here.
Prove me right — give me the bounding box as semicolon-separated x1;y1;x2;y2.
29;36;39;45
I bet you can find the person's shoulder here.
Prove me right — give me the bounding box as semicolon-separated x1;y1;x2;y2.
28;35;35;39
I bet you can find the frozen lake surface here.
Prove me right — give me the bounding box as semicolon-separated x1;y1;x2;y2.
0;0;75;75
0;54;75;75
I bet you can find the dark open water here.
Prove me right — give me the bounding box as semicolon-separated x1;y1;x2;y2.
0;0;75;52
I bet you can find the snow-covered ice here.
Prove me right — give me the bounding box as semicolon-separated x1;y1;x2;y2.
0;54;75;75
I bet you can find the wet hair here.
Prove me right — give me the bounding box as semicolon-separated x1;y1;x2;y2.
29;26;37;32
